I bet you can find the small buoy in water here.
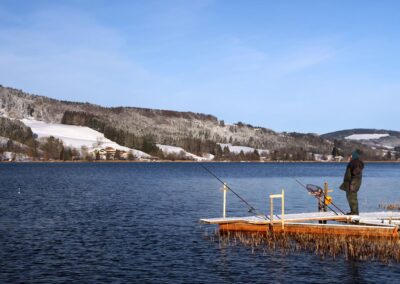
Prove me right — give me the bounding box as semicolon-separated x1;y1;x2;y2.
17;187;21;194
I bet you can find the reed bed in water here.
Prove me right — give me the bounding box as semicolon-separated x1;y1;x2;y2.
204;230;400;263
379;203;400;210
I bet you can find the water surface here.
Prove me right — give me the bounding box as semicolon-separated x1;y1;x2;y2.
1;162;400;283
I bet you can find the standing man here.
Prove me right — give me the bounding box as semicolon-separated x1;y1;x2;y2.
340;149;364;215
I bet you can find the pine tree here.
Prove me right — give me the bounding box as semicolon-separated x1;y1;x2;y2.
332;146;339;157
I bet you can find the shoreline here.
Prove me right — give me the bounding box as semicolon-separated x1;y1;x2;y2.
1;160;399;164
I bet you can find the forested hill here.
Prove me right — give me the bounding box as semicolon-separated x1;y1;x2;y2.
0;85;397;161
322;129;400;156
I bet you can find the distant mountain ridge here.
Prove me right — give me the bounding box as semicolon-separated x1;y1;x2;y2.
322;129;400;140
322;129;400;151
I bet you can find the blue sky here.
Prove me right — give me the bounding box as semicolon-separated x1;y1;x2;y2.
0;0;399;133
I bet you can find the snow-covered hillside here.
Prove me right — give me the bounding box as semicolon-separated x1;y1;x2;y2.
21;118;151;158
0;86;331;153
3;85;398;161
322;129;400;153
345;134;390;140
20;118;211;160
344;133;400;150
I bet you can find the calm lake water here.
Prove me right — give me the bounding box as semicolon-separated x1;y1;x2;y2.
1;162;400;283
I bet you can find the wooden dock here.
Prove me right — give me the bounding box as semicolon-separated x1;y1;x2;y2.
200;211;400;238
201;184;400;238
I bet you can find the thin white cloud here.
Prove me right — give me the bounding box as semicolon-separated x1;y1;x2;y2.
279;46;338;72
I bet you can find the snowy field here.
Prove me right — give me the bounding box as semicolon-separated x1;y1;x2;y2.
21;119;150;158
345;134;390;140
17;119;272;161
156;144;211;161
218;143;269;155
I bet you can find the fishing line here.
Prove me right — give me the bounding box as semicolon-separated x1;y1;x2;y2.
293;178;345;215
199;163;268;220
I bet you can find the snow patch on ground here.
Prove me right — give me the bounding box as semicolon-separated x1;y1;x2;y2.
0;151;30;161
218;143;269;155
380;144;394;150
21;118;150;158
345;134;390;140
156;144;211;161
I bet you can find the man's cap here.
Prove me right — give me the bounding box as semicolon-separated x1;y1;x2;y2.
351;149;361;160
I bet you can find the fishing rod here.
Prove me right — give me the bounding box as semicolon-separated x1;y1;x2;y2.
294;178;345;215
199;163;268;220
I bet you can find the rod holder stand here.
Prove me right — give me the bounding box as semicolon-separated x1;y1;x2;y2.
223;183;227;218
270;189;285;229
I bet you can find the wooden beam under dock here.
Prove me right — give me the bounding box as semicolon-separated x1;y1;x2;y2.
218;222;398;238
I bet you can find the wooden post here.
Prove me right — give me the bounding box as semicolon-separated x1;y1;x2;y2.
318;189;323;224
223;183;227;218
318;195;322;216
281;189;285;229
270;195;274;227
323;182;328;212
323;182;332;224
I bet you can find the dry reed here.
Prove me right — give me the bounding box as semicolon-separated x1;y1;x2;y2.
204;230;400;263
379;203;400;210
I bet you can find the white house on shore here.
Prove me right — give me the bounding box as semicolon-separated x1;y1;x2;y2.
90;147;132;160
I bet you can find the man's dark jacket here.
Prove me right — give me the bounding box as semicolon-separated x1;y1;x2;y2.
340;159;364;192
